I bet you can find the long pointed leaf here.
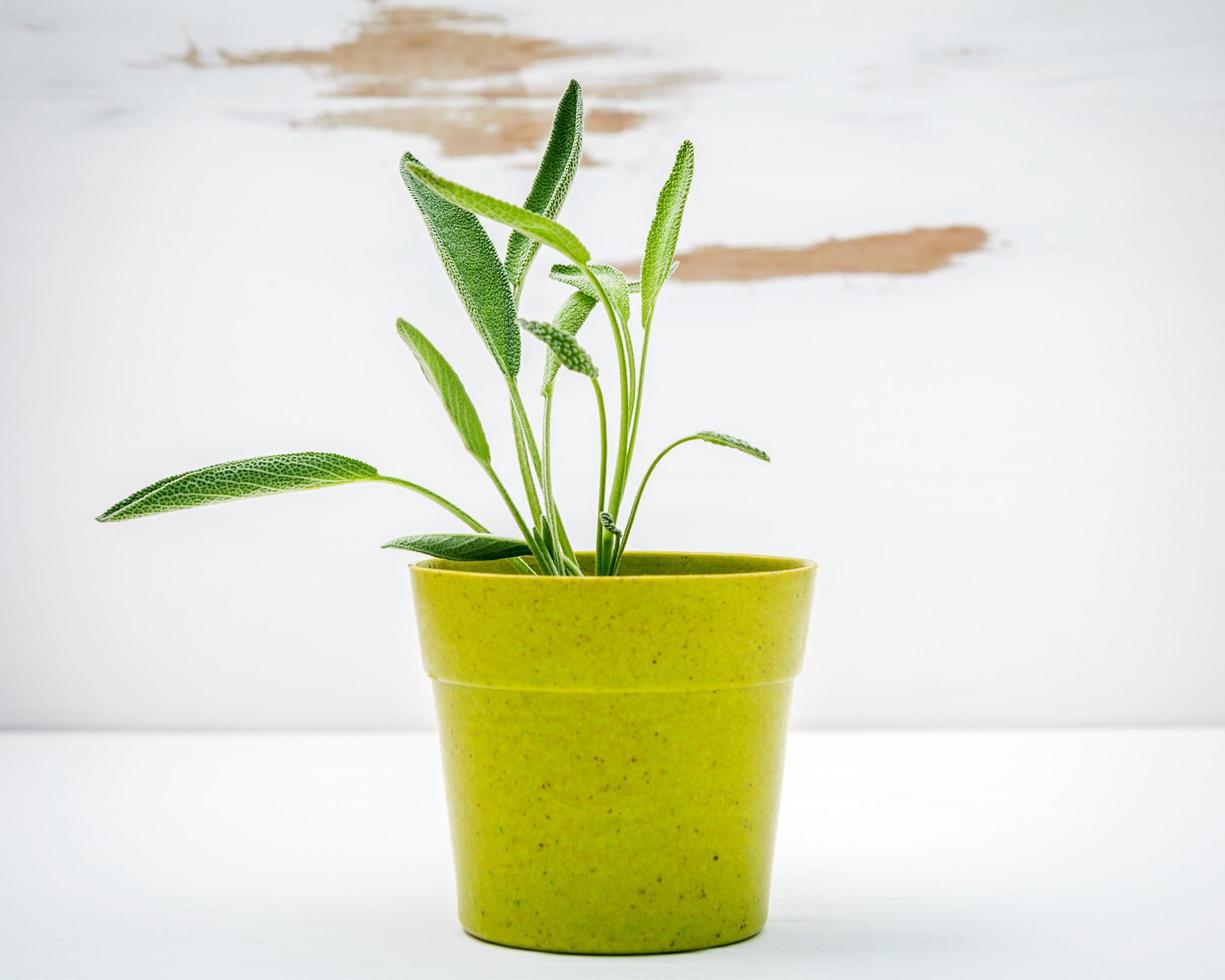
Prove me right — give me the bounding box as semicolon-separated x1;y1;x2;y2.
694;430;770;461
506;80;583;289
401;158;590;267
396;319;491;464
519;318;598;379
549;263;631;325
541;290;598;394
400;152;519;377
641;140;695;329
96;452;379;522
381;533;532;561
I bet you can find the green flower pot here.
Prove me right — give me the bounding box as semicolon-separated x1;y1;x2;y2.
410;551;816;954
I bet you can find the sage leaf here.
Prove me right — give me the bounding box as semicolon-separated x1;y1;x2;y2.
599;511;622;536
548;263;631;325
505;80;583;290
695;431;770;462
381;533;532;561
96;452;379;522
640;141;695;329
396;318;491;464
541;290;598;394
520;318;598;379
399;152;519;377
401;157;590;267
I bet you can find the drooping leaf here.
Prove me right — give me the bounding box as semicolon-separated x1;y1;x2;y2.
396;319;491;464
399;152;519;377
541;290;598;394
401;157;590;267
694;431;770;462
598;511;622;536
548;263;631;325
520;318;598;379
640;141;695;329
96;452;380;522
381;533;533;561
505;80;584;290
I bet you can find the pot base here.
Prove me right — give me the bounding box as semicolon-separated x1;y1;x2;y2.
461;923;764;955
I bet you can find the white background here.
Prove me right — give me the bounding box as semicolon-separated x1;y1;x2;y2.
2;0;1223;730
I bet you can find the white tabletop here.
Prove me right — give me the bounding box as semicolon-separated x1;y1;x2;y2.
3;730;1222;978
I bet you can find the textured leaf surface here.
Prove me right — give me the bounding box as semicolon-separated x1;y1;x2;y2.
548;263;631;325
541;290;598;394
505;81;583;289
381;533;532;561
401;158;590;266
96;453;379;522
399;152;519;377
520;318;598;379
599;511;622;536
641;141;695;328
695;431;770;461
396;319;490;463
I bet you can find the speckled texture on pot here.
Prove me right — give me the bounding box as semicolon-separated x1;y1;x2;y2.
409;552;816;954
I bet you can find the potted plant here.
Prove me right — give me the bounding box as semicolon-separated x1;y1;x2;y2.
98;80;816;954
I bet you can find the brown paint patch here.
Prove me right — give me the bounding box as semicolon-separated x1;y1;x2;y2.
168;4;715;154
217;7;604;91
312;103;642;156
628;227;988;282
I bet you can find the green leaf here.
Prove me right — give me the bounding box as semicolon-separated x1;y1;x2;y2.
520;318;598;379
694;431;770;462
96;452;379;522
381;533;533;561
399;152;519;377
598;511;622;536
541;290;598;394
396;318;491;464
505;80;584;290
548;263;631;325
401;157;590;267
641;140;695;329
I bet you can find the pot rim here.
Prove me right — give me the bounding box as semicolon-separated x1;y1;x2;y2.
410;550;816;582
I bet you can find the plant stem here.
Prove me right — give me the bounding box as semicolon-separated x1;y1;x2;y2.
376;473;533;575
507;381;546;480
610;434;702;573
581;265;634;521
541;388;565;572
483;463;554;574
624;326;653;486
373;475;488;532
509;396;545;530
590;377;609;574
508;379;576;572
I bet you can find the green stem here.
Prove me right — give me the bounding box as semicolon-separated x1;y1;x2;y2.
373;475;488;532
484;464;554;574
590;378;609;574
507;381;545;480
376;473;533;576
541;389;564;572
610;434;702;574
624;326;653;485
582;266;633;520
509;396;545;529
509;379;576;570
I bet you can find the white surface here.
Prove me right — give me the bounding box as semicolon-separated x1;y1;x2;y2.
2;0;1225;729
2;729;1223;978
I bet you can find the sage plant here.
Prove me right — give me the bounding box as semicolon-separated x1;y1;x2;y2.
98;81;768;575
